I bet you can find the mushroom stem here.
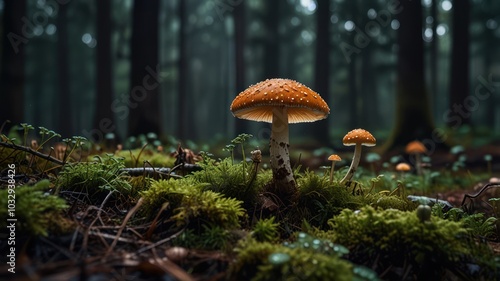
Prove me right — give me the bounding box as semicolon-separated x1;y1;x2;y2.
415;155;422;176
340;143;362;184
270;107;296;189
329;163;336;183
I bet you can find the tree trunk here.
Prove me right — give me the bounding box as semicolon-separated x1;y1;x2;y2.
312;0;331;143
94;0;115;141
233;0;248;134
430;0;438;113
0;0;26;131
382;0;434;151
448;0;470;128
177;0;188;140
361;48;379;128
263;1;280;79
57;3;72;136
128;0;160;136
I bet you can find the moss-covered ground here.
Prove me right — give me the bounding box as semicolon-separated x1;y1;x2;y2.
0;129;499;280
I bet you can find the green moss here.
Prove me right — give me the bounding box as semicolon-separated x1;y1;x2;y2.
326;206;498;279
229;238;354;281
189;155;263;210
114;148;175;168
173;224;239;251
0;180;70;236
140;178;246;229
56;155;131;203
293;170;363;228
252;217;280;243
365;192;417;211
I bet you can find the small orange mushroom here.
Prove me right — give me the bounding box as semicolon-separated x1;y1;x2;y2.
340;129;376;184
327;154;342;183
395;162;411;179
405;140;427;176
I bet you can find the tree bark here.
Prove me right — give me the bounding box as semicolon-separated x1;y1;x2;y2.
448;0;470;128
233;1;248;134
0;0;26;131
263;1;280;79
94;0;115;140
177;0;188;140
57;3;72;136
128;0;161;136
312;0;331;143
382;0;434;151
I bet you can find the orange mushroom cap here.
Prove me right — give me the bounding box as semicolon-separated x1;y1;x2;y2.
230;78;330;123
342;129;376;147
405;140;427;154
395;162;411;172
328;154;341;161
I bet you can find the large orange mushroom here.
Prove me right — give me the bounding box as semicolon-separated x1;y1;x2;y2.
230;78;330;190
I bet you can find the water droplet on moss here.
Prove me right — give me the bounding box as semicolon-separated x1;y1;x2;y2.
268;253;290;265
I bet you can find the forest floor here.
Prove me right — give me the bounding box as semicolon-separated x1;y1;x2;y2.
1;139;499;281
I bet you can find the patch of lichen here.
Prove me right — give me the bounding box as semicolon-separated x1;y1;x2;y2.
56;155;132;204
324;206;498;279
229;237;354;281
0;180;70;236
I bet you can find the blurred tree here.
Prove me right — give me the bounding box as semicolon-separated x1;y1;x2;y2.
347;1;359;129
128;0;160;136
448;0;470;128
312;0;331;142
263;1;280;79
383;0;435;150
177;0;187;140
233;0;248;134
57;2;72;136
430;0;438;100
94;0;115;140
0;0;26;131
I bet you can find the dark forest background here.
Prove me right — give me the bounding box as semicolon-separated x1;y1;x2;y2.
1;0;500;152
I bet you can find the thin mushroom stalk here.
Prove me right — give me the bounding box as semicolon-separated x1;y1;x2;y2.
340;143;362;184
339;128;376;185
270;107;296;187
329;164;335;183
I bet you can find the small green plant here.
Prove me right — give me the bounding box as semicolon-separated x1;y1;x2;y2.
433;205;498;239
252;217;280;243
37;126;61;151
0;180;69;236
